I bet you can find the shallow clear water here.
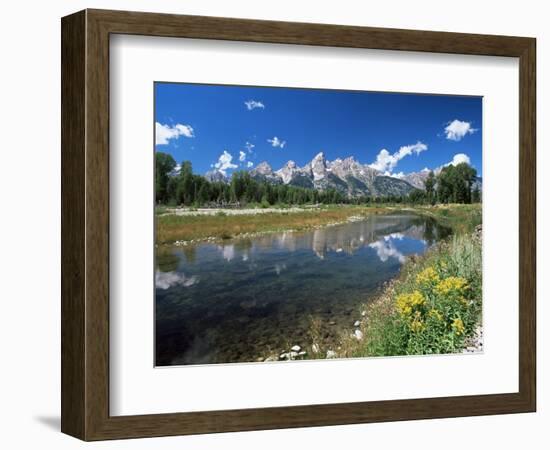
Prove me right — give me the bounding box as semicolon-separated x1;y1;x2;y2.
155;214;451;365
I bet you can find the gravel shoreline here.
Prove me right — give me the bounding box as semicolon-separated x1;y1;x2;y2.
160;206;320;217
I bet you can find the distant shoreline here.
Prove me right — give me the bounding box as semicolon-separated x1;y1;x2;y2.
156;204;481;246
156;204;395;246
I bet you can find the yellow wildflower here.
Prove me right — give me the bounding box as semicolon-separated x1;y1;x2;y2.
428;309;443;321
435;276;468;296
410;311;425;333
451;318;465;336
416;267;440;287
396;291;425;317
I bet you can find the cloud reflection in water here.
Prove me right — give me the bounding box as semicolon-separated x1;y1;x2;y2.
369;234;407;263
155;271;199;289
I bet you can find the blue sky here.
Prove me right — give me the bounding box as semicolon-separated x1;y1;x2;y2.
155;82;482;178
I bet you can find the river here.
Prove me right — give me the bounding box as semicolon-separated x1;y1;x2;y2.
155;213;451;365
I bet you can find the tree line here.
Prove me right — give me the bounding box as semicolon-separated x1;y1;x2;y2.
156;152;480;207
408;163;481;205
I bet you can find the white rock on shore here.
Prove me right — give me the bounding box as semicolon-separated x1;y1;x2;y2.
462;326;484;354
326;350;337;359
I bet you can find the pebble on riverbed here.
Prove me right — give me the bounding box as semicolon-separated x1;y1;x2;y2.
277;346;307;361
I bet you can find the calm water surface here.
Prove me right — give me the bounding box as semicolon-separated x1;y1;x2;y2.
155;214;451;365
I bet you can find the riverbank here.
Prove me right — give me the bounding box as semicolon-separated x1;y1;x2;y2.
260;207;482;362
156;204;389;245
156;203;481;245
274;227;482;362
335;228;482;358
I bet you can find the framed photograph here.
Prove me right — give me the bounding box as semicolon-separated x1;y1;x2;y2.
61;9;536;440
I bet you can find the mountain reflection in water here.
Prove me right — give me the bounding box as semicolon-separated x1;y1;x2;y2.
155;214;451;366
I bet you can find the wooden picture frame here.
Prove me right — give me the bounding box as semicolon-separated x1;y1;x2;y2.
61;9;536;441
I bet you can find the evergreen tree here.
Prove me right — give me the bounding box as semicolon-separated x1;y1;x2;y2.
472;186;481;203
155;152;176;203
424;170;436;205
176;161;194;205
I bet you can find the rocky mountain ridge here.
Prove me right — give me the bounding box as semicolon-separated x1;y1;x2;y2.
249;152;415;197
206;151;481;198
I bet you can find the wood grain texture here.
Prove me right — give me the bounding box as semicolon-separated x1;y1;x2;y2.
61;10;86;439
61;8;537;441
518;38;536;410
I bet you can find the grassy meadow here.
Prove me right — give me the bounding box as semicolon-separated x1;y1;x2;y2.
156;205;391;244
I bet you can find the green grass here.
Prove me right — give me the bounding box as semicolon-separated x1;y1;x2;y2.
412;203;482;234
154;205;170;215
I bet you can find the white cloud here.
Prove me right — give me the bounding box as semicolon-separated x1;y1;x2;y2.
447;153;471;166
245;100;265;110
444;119;477;141
434;153;472;174
245;141;255;153
389;171;405;179
267;136;286;148
155;122;194;145
369;141;427;173
213;150;238;176
247;161;254;168
239;151;246;162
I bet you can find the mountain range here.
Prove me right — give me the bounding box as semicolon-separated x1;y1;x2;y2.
205;152;481;198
